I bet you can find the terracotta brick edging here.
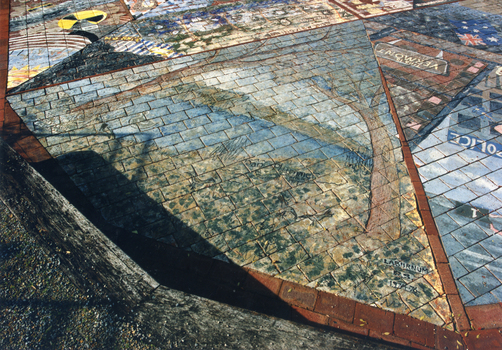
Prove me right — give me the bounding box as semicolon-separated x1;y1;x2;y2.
241;268;472;349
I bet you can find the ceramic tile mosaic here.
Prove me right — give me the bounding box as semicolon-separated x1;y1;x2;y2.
368;3;502;54
9;0;356;93
7;0;132;89
103;0;356;58
7;21;453;325
331;0;413;18
411;64;502;306
413;0;456;8
123;0;213;18
369;32;488;149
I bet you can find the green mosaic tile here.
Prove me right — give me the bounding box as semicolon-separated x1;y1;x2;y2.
375;291;410;314
300;230;338;256
328;238;365;267
277;266;309;285
286;218;324;241
220;175;253;194
397;277;439;311
192;185;226;206
144;158;176;176
191;234;229;257
270;243;309;273
226;241;265;266
136;174;169;192
246;256;279;276
230;186;264;208
205;212;241;238
289;181;323;202
200;195;236;220
224;223;260;249
299;253;339;282
306;191;340;213
331;260;371;291
171;151;202;167
165;165;197;184
257;177;292;198
178;206;206;226
217;162;250;182
261;191;295;214
163;194;196;215
235;201;269;225
248;165;280;185
409;304;444;326
257;228;296;255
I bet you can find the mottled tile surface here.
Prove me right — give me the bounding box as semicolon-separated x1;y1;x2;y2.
7;0;502;329
8;20;453;324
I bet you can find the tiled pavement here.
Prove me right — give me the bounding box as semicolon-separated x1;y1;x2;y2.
1;0;502;348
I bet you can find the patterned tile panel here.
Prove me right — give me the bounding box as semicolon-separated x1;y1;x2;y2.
8;0;133;89
7;21;453;325
331;0;413;18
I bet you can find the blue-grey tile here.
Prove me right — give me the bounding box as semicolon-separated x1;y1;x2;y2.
207;111;233;122
162;111;188;124
454;244;494;272
228;115;254;126
466;292;500;306
480;234;502;259
160;121;187;135
491;285;502;302
180;126;207;141
487;258;502;281
149;97;173;109
459;267;501;297
125;103;150;115
428;196;454;217
132;95;156;105
268;134;297;149
175;139;204;153
185;115;210;128
167;101;193;113
135;129;163;142
245;141;274;157
155;133;183;148
320;145;346;158
291;131;310;142
247;128;275;143
204;120;231;133
456;281;475;303
292;138;321;154
201;130;229;146
270;125;290;136
186;106;212;118
441;234;465;257
449;256;469;279
267;145;298;160
249;119;275;131
434;213;460;236
225;124;253;139
450;223;488;248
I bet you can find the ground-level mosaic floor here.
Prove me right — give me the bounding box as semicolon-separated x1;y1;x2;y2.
4;0;502;341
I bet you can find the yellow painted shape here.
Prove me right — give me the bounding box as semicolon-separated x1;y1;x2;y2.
58;10;107;30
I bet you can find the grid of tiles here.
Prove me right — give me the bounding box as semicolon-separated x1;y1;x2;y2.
7;22;454;327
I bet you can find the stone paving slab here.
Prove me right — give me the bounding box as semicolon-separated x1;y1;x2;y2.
2;0;502;348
